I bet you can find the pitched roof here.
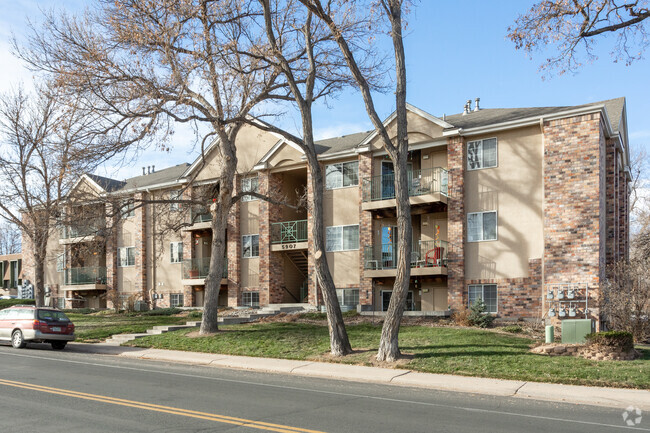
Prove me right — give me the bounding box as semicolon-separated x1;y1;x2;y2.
86;174;126;192
314;130;372;156
121;163;190;191
443;97;626;133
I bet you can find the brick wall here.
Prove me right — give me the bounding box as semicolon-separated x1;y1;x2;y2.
134;192;148;303
105;203;118;309
258;171;284;305
358;152;373;307
446;135;465;309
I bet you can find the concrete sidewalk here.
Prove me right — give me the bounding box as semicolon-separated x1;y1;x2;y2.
68;343;650;410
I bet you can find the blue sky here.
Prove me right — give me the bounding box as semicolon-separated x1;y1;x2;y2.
1;1;648;180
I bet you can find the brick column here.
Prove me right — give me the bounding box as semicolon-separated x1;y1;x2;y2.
605;138;617;266
134;192;148;303
447;135;465;310
358;152;373;309
306;164;323;306
258;171;284;305
227;174;241;307
183;285;193;307
619;168;629;260
542;113;605;324
105;203;118;309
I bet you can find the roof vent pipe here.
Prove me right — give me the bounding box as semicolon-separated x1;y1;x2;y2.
142;167;146;175
474;97;480;112
152;165;155;173
147;166;151;174
463;99;471;115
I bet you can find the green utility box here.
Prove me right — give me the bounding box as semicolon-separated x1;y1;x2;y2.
561;319;595;344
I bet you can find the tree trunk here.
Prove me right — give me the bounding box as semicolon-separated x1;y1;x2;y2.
307;153;352;356
376;0;410;362
33;239;47;307
201;203;228;334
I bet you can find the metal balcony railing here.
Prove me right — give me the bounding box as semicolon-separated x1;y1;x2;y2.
363;240;448;270
362;167;448;202
271;219;308;244
182;257;227;279
61;266;107;285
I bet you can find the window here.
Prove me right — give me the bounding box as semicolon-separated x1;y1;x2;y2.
242;234;259;258
242;291;260;307
381;291;414;311
118;247;135;267
325;225;359;252
468;284;498;313
241;176;259;202
467;211;497;242
336;288;359;307
170;293;184;308
169;190;182;211
325;161;358;189
56;253;66;272
170;242;183;263
121;199;135;218
467;138;497;170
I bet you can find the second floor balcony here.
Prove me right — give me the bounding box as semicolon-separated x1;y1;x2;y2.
183;208;212;231
60;266;107;289
59;219;104;243
181;257;227;285
271;219;308;251
362;167;448;211
364;240;448;277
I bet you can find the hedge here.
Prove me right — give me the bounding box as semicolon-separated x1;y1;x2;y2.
585;331;634;352
0;299;35;309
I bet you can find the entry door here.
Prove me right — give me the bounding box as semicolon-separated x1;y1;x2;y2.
381;161;395;199
381;226;398;269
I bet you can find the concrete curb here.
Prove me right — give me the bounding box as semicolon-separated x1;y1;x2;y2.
69;343;650;410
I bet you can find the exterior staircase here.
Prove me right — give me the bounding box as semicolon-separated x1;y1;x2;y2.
103;304;314;345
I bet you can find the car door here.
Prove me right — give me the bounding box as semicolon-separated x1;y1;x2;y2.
0;309;13;339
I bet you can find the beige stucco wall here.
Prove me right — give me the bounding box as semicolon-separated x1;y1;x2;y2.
241;257;259;288
279;170;308;221
240;201;259;235
117;217;137;293
464;125;543;280
326;251;360;287
368;111;446;151
268;143;304;169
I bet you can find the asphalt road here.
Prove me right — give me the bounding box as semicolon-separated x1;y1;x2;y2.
0;343;646;433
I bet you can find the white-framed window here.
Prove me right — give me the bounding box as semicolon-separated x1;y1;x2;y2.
467;138;497;170
468;284;498;313
326;224;359;252
325;161;359;189
336;288;359;307
121;199;135;218
118;246;135;267
170;242;183;263
467;211;497;242
241;176;259;202
242;291;260;307
170;293;184;308
56;252;66;272
242;234;259;258
169;190;182;211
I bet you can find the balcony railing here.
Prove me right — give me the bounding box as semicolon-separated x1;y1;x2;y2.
182;257;227;279
61;266;107;286
364;240;448;270
271;219;308;244
191;209;212;223
60;220;104;239
362;167;448;202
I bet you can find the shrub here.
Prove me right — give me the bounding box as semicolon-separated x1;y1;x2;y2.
585;331;634;352
0;299;35;309
502;325;523;334
64;308;97;314
187;310;203;319
451;305;471;326
467;299;494;328
138;307;182;316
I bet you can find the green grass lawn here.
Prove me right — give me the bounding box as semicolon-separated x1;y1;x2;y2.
124;321;650;389
68;313;190;342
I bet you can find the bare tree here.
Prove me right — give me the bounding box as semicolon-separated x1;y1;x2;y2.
18;1;305;333
304;0;412;361
0;86;110;305
0;223;21;255
508;0;650;75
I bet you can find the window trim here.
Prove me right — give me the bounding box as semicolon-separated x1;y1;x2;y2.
467;137;498;171
336;288;360;307
241;175;259;202
467;210;498;242
169;190;182;211
242;234;260;258
325;224;360;252
325;161;359;190
170;241;183;264
121;199;136;218
117;246;136;267
170;293;184;308
242;291;260;307
468;283;498;313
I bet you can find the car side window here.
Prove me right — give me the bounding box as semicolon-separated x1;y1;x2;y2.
2;309;16;320
0;309;8;319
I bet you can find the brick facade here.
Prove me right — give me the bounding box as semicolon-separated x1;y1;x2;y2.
134;192;148;303
358;152;373;308
446;135;465;310
258;171;285;305
227;174;242;307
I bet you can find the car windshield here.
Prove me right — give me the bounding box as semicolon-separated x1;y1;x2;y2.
37;310;70;322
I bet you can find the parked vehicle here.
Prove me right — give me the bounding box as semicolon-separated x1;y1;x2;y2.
0;305;75;350
0;296;17;299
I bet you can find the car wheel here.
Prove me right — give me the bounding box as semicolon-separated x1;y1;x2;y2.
51;341;67;350
11;330;26;349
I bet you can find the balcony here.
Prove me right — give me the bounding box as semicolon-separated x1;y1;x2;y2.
182;208;212;231
363;240;448;277
271;219;308;251
361;167;448;211
59;220;104;244
60;266;107;290
181;257;227;286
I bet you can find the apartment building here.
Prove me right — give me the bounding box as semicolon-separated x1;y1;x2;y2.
22;97;630;325
0;254;22;297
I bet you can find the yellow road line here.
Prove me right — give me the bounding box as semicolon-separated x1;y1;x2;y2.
0;378;326;433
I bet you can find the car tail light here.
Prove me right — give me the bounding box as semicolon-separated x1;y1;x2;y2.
33;320;47;331
68;323;75;334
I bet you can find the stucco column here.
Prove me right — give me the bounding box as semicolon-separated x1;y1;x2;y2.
447;135;466;310
358;152;373;309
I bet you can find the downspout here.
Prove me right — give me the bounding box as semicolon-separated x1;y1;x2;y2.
147;188;156;308
540;117;546;324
